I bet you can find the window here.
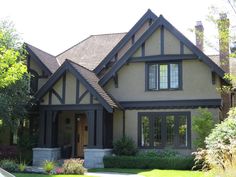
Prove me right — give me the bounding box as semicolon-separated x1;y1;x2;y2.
146;62;181;90
138;112;191;148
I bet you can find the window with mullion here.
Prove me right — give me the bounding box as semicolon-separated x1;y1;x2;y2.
138;112;190;149
147;62;181;90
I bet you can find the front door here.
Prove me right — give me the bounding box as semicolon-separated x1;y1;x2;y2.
76;114;88;157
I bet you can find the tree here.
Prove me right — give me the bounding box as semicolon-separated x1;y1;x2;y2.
0;20;30;131
0;20;27;88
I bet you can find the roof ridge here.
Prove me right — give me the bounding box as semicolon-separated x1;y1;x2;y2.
90;32;127;37
25;43;55;57
65;58;94;72
56;33;127;58
56;35;93;57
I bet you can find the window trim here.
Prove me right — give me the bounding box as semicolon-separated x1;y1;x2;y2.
138;112;191;149
145;61;182;91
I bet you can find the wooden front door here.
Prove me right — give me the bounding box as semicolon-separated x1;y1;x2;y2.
76;114;88;157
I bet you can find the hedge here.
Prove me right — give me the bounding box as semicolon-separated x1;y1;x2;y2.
103;155;194;170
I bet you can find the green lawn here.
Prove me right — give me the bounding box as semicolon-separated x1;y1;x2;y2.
89;168;208;177
14;174;93;177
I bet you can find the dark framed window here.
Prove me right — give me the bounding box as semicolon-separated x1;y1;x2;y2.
138;112;191;149
146;62;182;91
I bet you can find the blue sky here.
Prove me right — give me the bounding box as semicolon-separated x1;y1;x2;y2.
0;0;234;55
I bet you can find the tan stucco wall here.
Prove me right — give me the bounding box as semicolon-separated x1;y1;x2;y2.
105;61;221;101
113;108;220;150
145;28;161;56
38;78;48;90
30;59;42;75
113;110;123;142
132;27;193;57
41;93;49;105
65;72;76;104
164;28;180;54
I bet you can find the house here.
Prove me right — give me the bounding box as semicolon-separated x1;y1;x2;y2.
24;9;235;168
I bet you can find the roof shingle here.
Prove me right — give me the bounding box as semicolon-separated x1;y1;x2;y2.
56;33;126;70
26;43;60;73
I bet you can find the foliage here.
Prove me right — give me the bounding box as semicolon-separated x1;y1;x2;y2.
192;108;215;148
43;160;55;174
139;149;178;158
0;76;31;130
62;158;86;175
55;167;64;174
113;136;137;156
14;174;92;177
18;162;26;172
0;159;18;172
194;107;236;175
103;155;194;170
0;20;27;88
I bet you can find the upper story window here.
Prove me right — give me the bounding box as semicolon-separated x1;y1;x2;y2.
147;62;182;91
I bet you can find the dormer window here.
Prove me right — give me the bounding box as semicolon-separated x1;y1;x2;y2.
146;62;182;91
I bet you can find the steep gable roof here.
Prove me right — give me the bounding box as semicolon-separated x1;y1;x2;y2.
94;9;158;74
56;33;126;70
35;59;118;112
99;15;227;86
25;43;60;74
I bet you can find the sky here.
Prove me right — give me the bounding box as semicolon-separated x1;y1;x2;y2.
0;0;235;55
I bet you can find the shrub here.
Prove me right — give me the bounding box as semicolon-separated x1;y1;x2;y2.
43;160;55;174
139;149;178;158
0;159;18;172
18;162;26;172
62;158;86;174
113;136;137;156
192;108;215;148
55;167;64;174
103;155;194;170
194;107;236;175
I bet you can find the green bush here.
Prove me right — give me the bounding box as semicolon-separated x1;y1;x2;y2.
103;155;194;170
18;162;26;172
43;160;55;174
192;108;215;148
113;136;137;156
139;149;178;158
62;158;86;174
0;159;18;172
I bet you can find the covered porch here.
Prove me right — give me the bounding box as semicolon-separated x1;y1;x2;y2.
33;60;119;168
33;105;113;168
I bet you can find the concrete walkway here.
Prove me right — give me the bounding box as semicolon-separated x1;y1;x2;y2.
86;172;144;177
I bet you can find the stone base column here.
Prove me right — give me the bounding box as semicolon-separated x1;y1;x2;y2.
33;148;61;166
84;149;112;168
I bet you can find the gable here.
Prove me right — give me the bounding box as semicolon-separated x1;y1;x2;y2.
36;60;118;112
99;15;226;86
94;9;157;75
40;71;94;106
132;27;193;57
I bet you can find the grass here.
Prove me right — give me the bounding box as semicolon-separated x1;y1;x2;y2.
13;173;94;177
89;168;207;177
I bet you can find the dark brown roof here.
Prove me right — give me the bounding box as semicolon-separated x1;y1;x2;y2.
26;43;60;73
68;60;118;109
56;33;126;70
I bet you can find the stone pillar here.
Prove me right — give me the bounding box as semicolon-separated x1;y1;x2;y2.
33;148;61;166
84;149;112;168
